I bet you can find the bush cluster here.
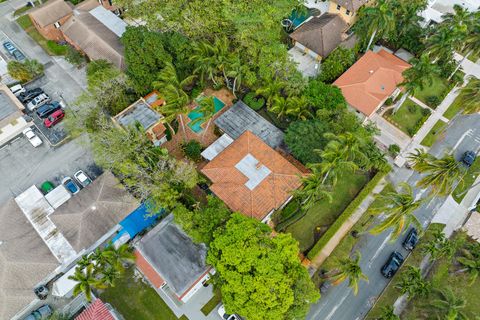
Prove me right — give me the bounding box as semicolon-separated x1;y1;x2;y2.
182;140;203;162
243;92;265;110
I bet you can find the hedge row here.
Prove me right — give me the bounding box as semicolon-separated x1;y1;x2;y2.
307;167;391;260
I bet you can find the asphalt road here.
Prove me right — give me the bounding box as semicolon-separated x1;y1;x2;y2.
307;113;480;320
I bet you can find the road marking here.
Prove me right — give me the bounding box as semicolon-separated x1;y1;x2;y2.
368;234;391;267
451;129;473;153
324;294;348;320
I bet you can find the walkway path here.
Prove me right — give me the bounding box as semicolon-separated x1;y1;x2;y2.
455;52;480;79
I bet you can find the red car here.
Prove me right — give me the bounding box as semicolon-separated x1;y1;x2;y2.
44;109;65;128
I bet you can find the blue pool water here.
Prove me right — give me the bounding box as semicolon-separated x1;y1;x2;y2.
188;97;225;133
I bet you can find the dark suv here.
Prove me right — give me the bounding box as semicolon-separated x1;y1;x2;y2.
36;102;61;118
18;88;44;103
402;228;419;251
381;251;404;278
461;151;476;167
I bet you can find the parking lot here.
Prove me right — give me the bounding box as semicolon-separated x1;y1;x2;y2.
0;135;99;204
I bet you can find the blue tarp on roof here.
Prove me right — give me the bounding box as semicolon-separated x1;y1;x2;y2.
112;202;163;243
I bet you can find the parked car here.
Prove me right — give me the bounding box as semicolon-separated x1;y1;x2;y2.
381;251;404;278
74;170;92;187
402;228;419;251
40;181;55;194
461;151;476;167
36;101;61;118
24;305;52;320
43;109;64;128
27;93;51;111
12;49;26;61
218;304;241;320
22;127;42;147
3;41;16;54
10;84;25;97
62;177;80;195
18;88;44;103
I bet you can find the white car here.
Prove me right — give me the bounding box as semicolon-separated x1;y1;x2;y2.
74;170;92;187
218;305;241;320
10;84;25;97
26;93;50;111
22;128;42;147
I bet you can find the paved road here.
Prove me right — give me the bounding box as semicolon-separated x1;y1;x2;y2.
307;113;480;320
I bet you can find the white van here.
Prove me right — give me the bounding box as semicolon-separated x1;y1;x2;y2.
9;84;25;97
27;93;51;111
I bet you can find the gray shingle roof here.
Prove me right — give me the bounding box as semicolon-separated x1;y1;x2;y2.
115;100;161;130
333;0;369;12
214;100;285;149
29;0;73;27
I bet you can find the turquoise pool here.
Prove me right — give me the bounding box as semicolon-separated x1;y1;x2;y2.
188;97;225;133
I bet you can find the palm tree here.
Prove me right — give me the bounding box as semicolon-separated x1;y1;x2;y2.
378;306;399;320
425;27;455;63
227;55;247;98
456;242;480;285
190;41;217;85
395;266;431;299
370;182;423;239
356;0;396;51
190;96;216;138
256;80;284;107
68;265;106;302
327;252;368;295
285;95;313;120
268;95;288;118
324;132;369;168
414;154;465;196
100;266;121;287
430;287;467;320
313;141;359;186
211;36;234;85
363;142;389;172
77;254;93;270
295;167;333;210
422;229;457;261
102;244;136;272
407;148;435;171
458;78;480;114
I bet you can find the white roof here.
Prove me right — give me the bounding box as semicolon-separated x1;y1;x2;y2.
235;153;272;190
45;185;72;209
201;133;234;161
89;6;127;37
52;266;77;297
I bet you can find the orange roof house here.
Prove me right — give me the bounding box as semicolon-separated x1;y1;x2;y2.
201;131;303;221
333;49;411;118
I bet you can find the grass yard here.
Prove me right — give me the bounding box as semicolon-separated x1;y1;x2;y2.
413;75;449;106
201;288;222;316
100;268;184;320
443;95;464;120
16;15;63;56
452;157;480;203
420;119;448;147
385;99;430;137
285;173;369;253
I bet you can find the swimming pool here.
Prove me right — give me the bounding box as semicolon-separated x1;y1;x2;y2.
187;96;225;133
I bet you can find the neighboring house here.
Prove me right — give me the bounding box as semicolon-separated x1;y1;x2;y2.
0;84;31;146
333;49;411;121
214;100;285;150
75;298;119;320
201;131;303;222
112;91;168;146
421;0;479;25
28;0;73;41
328;0;370;24
135;214;213;304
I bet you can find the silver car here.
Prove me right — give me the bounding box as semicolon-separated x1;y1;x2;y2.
27;93;51;111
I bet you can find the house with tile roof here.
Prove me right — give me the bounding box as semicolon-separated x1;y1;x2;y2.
333;49;411;121
201;131;303;222
328;0;371;24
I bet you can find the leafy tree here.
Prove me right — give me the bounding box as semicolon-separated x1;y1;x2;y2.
65;46;84;66
327;252;368;295
207;213;320;320
317;47;356;83
457;241;480;285
294;167;333;210
355;0;396;51
159;31;195;79
395;266;431;299
285;120;331;164
256;79;285;107
377;306;400;320
8;59;44;82
430;287;467;320
364;142;390;172
370;182;423;239
425;27;455;63
173;195;231;245
458;78;480;114
68;265;106;302
182;140;203;162
302;80;347;111
121;26;171;94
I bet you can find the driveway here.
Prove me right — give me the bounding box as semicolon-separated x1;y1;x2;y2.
370;113;411;150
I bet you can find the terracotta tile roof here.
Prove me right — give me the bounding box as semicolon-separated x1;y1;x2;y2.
333;0;369;12
289;14;347;58
333;49;411;116
75;299;114;320
134;250;165;288
201;131;303;220
29;0;73;27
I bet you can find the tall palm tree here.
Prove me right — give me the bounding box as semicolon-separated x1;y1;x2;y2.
407;148;435;171
456;242;480;285
100;266;121;287
227;55;248;98
68;265;106;302
327;252;368;295
189;41;217;85
313;141;359;186
422;229;456;261
363;142;389;172
102;244;136;272
356;0;396;51
414;154;465;196
211;36;234;85
378;306;400;320
458;78;480;114
190;96;216;138
256;80;284;107
395;265;431;299
295;167;333;210
269;95;289;118
77;254;93;270
400;54;441;102
323;132;369;168
285;95;313;120
430;287;467;320
370;182;423;239
425;27;455;63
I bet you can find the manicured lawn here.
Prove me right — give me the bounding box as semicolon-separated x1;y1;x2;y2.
201;288;221;316
16;15;60;56
100;268;184;320
385;99;430;137
285;173;369;253
413;75;449;105
452;157;480;203
420;119;448;147
443;95;463;119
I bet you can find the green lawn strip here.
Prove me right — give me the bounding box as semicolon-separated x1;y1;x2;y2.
306;169;390;260
443;95;463;120
13;1;39;17
402;232;480;320
201;288;222;316
420;119;448;147
452;157;480;203
384;99;430;137
47;40;68;55
285;172;369;253
366;223;445;319
413;75;449;106
99;268;182;320
16;15;57;56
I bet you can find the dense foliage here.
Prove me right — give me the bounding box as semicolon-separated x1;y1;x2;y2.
303;80;346;111
317;47;356;83
7;59;43;82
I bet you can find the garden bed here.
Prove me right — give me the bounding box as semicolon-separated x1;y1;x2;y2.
420;119;448;147
452;156;480;203
384;99;430;137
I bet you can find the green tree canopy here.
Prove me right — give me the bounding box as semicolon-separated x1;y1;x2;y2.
285;119;331;164
317;47;356;83
7;59;44;82
303;80;347;112
207;213;319;320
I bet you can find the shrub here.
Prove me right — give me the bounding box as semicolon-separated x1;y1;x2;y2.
65;46;84;66
307;168;391;260
426;95;441;108
317;47;356;83
407;103;418;113
388;144;400;157
46;40;67;55
384;97;394;106
7;59;44;82
182;140;203;162
421;107;431;117
243;92;265;110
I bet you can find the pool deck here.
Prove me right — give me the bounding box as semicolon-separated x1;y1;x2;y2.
163;88;235;159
